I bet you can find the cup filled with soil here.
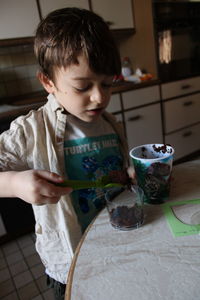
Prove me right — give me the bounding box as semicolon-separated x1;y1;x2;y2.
129;144;175;204
105;185;144;230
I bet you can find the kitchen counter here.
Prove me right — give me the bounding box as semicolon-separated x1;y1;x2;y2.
0;79;159;122
111;78;160;93
0;92;47;122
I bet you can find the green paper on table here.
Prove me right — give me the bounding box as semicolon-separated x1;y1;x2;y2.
162;199;200;237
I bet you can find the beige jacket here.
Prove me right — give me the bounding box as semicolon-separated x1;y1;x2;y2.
0;94;129;283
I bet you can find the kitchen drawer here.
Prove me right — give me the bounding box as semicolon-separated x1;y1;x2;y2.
107;93;121;113
165;124;200;160
161;77;200;100
164;93;200;133
122;85;160;110
124;103;163;151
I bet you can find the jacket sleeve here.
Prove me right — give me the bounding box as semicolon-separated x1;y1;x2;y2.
0;120;29;171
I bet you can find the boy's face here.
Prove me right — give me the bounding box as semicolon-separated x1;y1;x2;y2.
41;55;113;122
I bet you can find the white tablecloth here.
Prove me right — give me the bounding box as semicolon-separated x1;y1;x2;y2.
66;160;200;300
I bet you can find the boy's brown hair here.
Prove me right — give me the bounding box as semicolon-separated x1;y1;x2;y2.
34;7;121;81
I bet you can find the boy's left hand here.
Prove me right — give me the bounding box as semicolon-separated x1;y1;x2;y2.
127;166;136;181
109;167;136;186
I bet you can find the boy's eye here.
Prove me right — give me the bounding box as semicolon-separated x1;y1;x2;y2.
74;86;90;92
74;82;113;92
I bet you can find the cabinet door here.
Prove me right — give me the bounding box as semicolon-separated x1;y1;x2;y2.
165;124;200;160
124;103;163;151
1;197;35;239
39;0;89;17
164;93;200;133
106;93;121;113
122;85;160;110
91;0;134;29
106;94;125;135
0;0;40;39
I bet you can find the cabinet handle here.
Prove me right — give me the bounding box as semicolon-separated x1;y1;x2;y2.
106;21;114;26
182;131;192;137
181;84;191;90
128;115;142;122
183;101;193;106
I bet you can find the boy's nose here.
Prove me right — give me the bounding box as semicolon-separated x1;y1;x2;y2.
90;87;106;104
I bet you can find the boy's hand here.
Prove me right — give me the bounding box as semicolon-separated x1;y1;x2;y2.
11;170;72;205
127;166;136;181
109;167;136;185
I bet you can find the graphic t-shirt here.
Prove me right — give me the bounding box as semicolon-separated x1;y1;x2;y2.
64;115;123;232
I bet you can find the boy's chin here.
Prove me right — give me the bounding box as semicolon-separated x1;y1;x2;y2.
77;112;103;123
79;115;101;123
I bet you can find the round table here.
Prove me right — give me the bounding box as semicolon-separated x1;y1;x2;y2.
66;160;200;300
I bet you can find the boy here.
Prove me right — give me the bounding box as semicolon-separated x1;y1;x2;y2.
0;7;129;299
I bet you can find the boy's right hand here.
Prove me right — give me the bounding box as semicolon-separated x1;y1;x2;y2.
11;170;72;205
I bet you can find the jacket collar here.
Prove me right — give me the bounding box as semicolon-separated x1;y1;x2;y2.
46;93;65;113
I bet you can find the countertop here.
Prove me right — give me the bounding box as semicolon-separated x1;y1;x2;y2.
111;78;159;93
0;79;160;122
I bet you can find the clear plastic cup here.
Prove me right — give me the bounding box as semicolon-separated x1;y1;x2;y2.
105;185;144;230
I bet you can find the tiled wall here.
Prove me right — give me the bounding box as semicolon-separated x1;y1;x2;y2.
0;45;43;99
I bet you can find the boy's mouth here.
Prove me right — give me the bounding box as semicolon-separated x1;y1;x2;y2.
86;107;104;115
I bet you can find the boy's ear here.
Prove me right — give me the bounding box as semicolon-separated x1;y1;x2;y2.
37;71;56;94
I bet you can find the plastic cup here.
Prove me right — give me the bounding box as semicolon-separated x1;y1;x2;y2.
105;185;144;230
129;143;175;204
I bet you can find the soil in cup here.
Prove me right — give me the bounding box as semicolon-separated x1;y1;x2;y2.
109;205;143;230
141;144;172;159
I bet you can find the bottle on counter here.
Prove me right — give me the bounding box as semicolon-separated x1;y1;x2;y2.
121;57;132;77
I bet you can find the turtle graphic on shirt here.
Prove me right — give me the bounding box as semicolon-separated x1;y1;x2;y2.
79;154;122;212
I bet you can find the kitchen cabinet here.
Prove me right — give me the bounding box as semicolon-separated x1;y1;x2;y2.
107;93;124;131
164;93;200;133
107;85;163;153
161;76;200;161
122;85;160;109
0;0;40;39
107;93;122;113
39;0;89;18
161;76;200;100
0;197;35;243
39;0;134;29
0;0;134;41
165;124;200;161
121;85;163;151
91;0;134;29
124;103;163;150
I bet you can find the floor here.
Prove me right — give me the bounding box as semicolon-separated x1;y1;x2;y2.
0;233;55;300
